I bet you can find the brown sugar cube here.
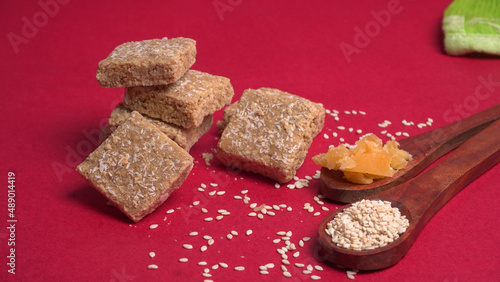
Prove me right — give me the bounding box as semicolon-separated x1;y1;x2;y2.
216;88;325;183
108;103;212;151
76;111;194;222
96;37;196;88
216;89;325;137
123;69;234;128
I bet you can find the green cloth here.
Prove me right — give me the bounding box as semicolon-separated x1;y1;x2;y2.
443;0;500;55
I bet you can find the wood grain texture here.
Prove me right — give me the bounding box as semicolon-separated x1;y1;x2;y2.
317;118;500;270
320;103;500;203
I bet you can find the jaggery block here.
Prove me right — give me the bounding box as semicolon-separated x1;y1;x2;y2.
216;89;325;137
216;88;325;183
96;37;196;88
216;102;238;133
109;103;212;151
76;111;194;222
123;69;234;128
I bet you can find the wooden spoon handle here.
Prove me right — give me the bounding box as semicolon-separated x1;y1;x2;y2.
387;118;500;231
400;103;500;156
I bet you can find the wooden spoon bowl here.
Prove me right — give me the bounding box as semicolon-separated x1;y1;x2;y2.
320;103;500;203
317;119;500;270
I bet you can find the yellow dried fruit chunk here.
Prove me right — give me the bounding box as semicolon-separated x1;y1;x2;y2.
313;134;412;184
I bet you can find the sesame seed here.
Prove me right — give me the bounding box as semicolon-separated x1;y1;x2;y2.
216;191;225;196
303;237;311;241
198;261;207;265
208;238;214;246
248;212;257;217
308;206;314;213
201;208;208;213
202;273;212;278
356;129;362;134
212;264;219;270
307;265;313;271
234;266;245;271
311;275;322;280
337;126;345;130
149;224;159;229
260;271;269;275
323;133;329;139
246;230;253;236
234;195;243;200
359;111;366;115
227;234;233;240
299;240;304;247
200;246;207;252
204;217;213;222
293;252;300;258
258;214;264;219
204;268;210;273
189;231;199;236
344;110;351;115
347;273;355;280
325;109;331;114
179;258;188;263
210;183;218;187
282;259;290;265
216;215;224;221
287;206;292;212
149;252;155;258
274;183;281;188
403;132;410;137
241;190;248;194
197;188;205;192
200;183;207;188
348;127;354;132
295;263;305;268
249;203;257;209
267;211;276;216
203;235;212;240
265;263;275;268
303;270;312;275
314;212;321;216
219;262;228;268
315;265;324;271
339;137;345;142
183;244;193;250
281;265;288;272
283;271;292;278
322;206;329;211
231;230;238;236
334;116;340;121
147;264;158;269
208;191;216;196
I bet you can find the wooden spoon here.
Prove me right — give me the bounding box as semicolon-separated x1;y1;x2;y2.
320;103;500;203
317;118;500;271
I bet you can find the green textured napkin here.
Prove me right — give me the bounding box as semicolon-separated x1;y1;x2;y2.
443;0;500;55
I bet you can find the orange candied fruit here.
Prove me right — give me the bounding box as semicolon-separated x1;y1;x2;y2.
312;134;412;184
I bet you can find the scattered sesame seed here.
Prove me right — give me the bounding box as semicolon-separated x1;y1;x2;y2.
287;206;292;212
267;211;276;216
337;126;345;130
201;208;208;213
265;263;275;268
348;127;354;132
216;191;225;196
248;212;257;217
179;258;188;263
198;188;205;192
249;203;257;209
282;259;290;265
200;183;207;188
202;273;212;278
183;244;193;250
219;262;228;268
166;209;175;214
241;190;248;194
216;215;224;221
212;264;219;270
311;275;322;280
203;235;212;240
344;111;351;115
299;240;304;247
322;206;329;211
189;231;199;236
403;132;410;137
315;265;324;271
339;137;345;142
198;261;207;265
208;239;214;246
246;230;253;236
201;246;207;252
303;270;312;275
234;266;245;271
295;263;305;268
323;133;329;139
149;252;155;258
234;195;243;200
347;273;355;280
356;129;362;134
274;183;281;188
303;237;311;242
258;214;264;219
334;116;340;121
260;270;269;275
204;217;213;222
293;252;300;258
210;183;218;187
231;230;238;236
281;265;288;272
149;224;159;229
359;110;366;115
208;190;216;196
227;234;233;240
283;271;292;278
147;264;158;269
314;212;321;216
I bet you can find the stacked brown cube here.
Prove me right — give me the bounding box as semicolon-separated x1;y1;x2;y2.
77;37;234;222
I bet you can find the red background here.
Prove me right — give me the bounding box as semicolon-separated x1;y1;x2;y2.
1;0;499;281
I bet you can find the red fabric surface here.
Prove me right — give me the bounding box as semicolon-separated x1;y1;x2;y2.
1;0;499;281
